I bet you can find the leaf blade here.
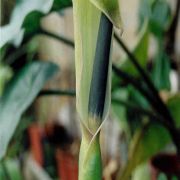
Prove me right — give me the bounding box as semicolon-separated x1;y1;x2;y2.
0;61;59;159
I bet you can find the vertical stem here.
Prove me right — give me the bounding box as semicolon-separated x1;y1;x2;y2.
79;130;102;180
79;13;113;180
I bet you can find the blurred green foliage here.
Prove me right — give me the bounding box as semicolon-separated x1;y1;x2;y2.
0;0;179;179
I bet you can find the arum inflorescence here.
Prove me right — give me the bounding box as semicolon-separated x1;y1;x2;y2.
72;0;122;179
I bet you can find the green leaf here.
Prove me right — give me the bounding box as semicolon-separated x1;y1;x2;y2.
172;176;178;180
111;88;129;131
52;0;72;11
152;49;171;90
149;0;171;38
0;0;53;48
138;0;171;38
126;86;149;134
138;0;153;29
130;123;170;166
158;173;167;180
0;0;72;48
120;122;171;179
0;159;22;180
22;0;72;36
167;94;180;128
120;21;149;76
132;163;151;180
128;85;149;108
0;61;59;160
0;64;13;96
22;12;44;36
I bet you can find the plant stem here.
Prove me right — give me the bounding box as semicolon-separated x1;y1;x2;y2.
39;89;165;125
5;42;30;65
38;89;75;97
38;87;173;128
112;98;170;127
38;28;74;48
114;34;172;121
112;65;173;128
5;29;74;65
112;65;156;105
79;131;102;180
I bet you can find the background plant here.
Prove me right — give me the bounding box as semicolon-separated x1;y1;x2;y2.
0;0;180;179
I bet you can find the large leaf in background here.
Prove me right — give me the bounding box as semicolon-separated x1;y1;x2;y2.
120;122;171;179
128;86;149;109
152;49;171;91
0;0;72;48
118;87;178;178
129;123;170;168
0;0;53;48
23;0;72;36
127;89;149;134
167;94;180;128
0;61;59;160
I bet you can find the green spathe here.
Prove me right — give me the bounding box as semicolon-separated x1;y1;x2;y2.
73;0;122;131
72;0;122;179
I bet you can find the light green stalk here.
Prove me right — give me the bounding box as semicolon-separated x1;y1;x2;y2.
72;0;122;179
